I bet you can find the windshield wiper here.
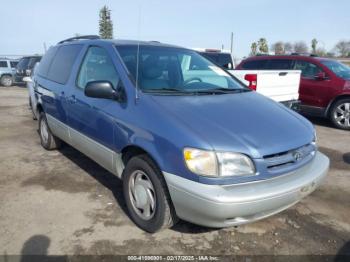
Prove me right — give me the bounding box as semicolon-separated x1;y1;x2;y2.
143;87;250;95
193;88;250;94
143;88;189;94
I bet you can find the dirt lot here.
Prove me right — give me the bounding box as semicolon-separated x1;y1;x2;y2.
0;86;349;257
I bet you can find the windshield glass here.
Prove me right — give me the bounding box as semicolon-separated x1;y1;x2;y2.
321;60;350;80
17;58;30;69
28;57;41;68
116;45;245;94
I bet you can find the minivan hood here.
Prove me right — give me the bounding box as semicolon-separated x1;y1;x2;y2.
150;92;314;158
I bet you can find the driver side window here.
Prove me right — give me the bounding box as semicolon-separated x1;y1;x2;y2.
77;46;119;89
295;60;323;79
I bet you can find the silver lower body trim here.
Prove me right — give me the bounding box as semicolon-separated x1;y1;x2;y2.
46;114;124;177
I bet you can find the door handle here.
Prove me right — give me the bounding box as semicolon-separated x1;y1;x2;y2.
69;95;77;104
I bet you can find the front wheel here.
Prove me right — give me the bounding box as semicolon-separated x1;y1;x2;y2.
0;75;13;87
123;154;178;233
330;99;350;130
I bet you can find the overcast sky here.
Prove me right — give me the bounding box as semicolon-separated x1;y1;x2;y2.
1;0;349;58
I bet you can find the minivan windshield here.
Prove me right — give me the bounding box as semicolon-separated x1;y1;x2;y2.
320;60;350;80
116;45;246;94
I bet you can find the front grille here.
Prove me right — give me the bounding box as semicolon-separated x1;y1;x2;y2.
264;143;316;171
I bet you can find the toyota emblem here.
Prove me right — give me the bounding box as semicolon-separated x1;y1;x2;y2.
293;151;302;161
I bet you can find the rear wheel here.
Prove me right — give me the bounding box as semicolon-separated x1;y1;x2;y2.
123;154;178;233
0;75;13;87
330;99;350;130
29;97;37;120
39;112;61;150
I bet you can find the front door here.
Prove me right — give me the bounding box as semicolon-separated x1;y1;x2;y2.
66;45;121;173
295;60;331;108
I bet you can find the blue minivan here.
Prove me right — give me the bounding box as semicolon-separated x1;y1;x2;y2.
34;35;329;233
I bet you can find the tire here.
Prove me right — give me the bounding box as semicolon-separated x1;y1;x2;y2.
123;154;178;233
29;97;37;120
329;98;350;130
38;112;62;150
0;75;13;87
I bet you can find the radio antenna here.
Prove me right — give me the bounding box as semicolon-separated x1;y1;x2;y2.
135;3;142;102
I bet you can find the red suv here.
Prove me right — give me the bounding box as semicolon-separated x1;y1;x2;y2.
236;55;350;130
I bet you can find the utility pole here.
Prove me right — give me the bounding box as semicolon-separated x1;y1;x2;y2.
230;32;235;68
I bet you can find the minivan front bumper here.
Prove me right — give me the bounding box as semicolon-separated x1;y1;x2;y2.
164;151;329;228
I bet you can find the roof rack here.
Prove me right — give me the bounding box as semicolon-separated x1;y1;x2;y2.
58;35;101;44
255;53;270;56
290;52;317;57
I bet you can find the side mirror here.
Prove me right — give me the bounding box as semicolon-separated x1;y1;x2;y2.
85;81;125;102
23;76;32;83
314;72;327;80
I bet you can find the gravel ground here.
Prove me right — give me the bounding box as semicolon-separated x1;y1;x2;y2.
0;86;349;258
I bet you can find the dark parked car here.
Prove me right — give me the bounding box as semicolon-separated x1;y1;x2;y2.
15;56;41;83
197;50;234;69
32;36;328;232
236;55;350;130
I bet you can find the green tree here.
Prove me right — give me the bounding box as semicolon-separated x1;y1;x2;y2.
250;42;258;56
257;38;269;54
311;38;318;54
99;6;114;39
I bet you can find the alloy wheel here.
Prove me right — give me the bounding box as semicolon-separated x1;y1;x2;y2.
333;102;350;128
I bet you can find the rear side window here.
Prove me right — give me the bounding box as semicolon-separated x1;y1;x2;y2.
10;61;18;68
241;60;267;69
37;47;58;77
0;61;7;68
265;59;293;70
47;44;83;84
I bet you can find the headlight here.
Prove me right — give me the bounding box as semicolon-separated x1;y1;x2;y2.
312;129;317;144
216;152;255;177
184;148;217;176
183;148;255;177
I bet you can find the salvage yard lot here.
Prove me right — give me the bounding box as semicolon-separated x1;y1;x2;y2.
0;86;349;256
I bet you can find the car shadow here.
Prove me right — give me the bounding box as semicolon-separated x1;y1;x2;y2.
343;152;350;165
303;115;334;128
57;143;216;233
18;235;66;262
335;240;350;262
58;143;129;218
